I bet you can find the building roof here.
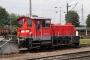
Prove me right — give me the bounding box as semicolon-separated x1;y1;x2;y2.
76;27;86;30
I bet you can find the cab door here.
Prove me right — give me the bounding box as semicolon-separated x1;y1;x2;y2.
35;20;41;40
42;20;51;40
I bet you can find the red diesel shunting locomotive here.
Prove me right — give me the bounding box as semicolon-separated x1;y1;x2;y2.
17;16;80;50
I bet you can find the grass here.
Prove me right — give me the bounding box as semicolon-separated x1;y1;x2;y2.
80;39;90;44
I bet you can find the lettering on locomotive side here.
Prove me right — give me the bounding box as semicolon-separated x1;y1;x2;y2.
43;33;50;35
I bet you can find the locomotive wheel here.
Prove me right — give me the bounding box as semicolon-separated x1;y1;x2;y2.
74;43;79;47
27;38;33;50
70;43;79;48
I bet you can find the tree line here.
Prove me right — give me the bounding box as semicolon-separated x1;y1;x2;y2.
0;6;90;28
0;6;21;28
65;11;90;27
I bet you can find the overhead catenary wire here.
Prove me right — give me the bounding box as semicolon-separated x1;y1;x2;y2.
70;3;78;11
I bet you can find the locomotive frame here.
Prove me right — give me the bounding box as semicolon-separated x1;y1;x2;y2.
17;17;80;50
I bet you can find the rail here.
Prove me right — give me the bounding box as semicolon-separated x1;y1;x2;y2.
27;51;90;60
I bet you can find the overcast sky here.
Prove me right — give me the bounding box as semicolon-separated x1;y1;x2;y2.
0;0;90;25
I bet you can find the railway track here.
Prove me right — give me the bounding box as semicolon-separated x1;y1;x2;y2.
1;44;90;60
0;36;90;60
27;51;90;60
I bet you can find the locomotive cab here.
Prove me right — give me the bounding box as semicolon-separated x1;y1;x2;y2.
17;17;51;39
17;17;52;50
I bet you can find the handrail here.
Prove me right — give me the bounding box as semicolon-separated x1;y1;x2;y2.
0;38;12;48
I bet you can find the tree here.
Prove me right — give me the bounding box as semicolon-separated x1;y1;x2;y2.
65;11;80;27
86;14;90;27
0;6;9;27
9;13;21;27
0;22;4;28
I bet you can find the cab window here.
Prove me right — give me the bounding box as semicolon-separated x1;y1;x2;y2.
27;18;32;27
42;20;50;27
18;20;23;28
36;21;40;29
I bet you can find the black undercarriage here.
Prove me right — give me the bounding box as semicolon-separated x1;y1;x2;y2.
19;36;80;50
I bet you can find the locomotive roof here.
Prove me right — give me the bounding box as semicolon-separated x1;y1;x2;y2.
31;17;51;20
17;16;51;21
